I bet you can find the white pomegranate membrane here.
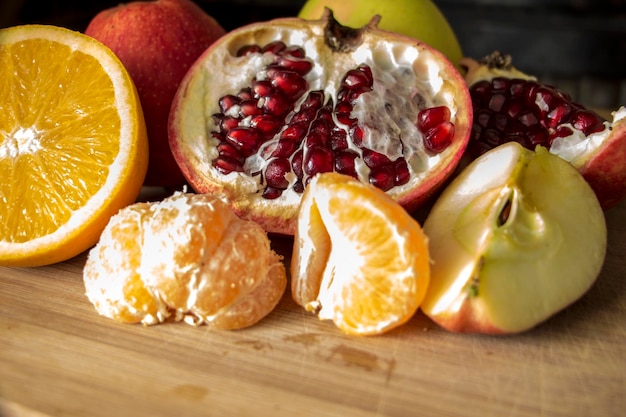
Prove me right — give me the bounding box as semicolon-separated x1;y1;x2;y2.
209;39;458;200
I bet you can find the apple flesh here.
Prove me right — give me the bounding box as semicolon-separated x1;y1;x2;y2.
421;142;607;334
85;0;226;188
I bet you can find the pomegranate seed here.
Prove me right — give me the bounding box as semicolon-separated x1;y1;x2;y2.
490;113;508;132
570;110;603;133
262;41;286;55
509;79;527;97
483;128;502;147
225;127;262;156
303;145;334;177
216;115;240;132
264;158;292;189
301;90;325;109
271;139;299;158
280;45;305;58
517;109;539;127
417;106;451;133
334;102;354;126
491;77;510;90
262;186;283;199
424;121;455;153
291;149;304;178
217;142;245;163
250;114;281;137
239;99;263;117
261;90;292;117
369;165;395;191
546;99;574;129
305;130;329;148
470;80;492;105
237;87;253;100
268;68;308;99
330;129;348;151
550;125;574;141
342;66;373;89
586;122;606;135
292;180;305;193
502;98;524;118
236;44;262;56
475;109;491;128
362;149;391;168
488;93;506;112
219;95;240;113
334;149;359;178
252;79;274;98
349;125;364;147
394;158;410;186
213;156;244;174
276;56;313;76
527;124;549;146
280;121;308;142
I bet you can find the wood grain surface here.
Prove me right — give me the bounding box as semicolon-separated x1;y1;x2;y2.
1;192;625;417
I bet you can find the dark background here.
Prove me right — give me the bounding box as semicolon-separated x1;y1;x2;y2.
2;0;625;110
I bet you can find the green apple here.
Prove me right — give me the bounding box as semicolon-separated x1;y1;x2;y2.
421;142;607;334
298;0;463;68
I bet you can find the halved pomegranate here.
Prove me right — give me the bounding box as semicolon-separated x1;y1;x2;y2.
168;10;472;235
462;51;626;209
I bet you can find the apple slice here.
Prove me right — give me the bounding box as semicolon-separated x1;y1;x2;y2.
420;142;607;334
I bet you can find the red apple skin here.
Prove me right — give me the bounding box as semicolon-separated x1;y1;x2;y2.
85;0;226;188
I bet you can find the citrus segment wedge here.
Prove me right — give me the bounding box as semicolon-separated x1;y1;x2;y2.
291;172;430;335
0;25;148;266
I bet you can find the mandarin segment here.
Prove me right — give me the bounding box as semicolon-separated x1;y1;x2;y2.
83;192;287;329
291;172;430;335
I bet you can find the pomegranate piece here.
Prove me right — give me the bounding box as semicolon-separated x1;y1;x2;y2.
462;51;626;209
169;10;473;234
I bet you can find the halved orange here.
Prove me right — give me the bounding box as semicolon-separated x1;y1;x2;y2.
291;172;430;335
0;25;148;267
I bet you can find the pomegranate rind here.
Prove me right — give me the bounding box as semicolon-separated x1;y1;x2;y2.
168;12;472;235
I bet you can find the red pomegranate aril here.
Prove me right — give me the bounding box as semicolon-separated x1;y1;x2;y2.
518;110;539;127
551;125;574;141
270;138;298;158
424;121;455;153
527;124;549;146
250;114;281;137
262;186;283;199
475;109;491;128
303;146;334;177
280;45;305;58
236;44;262;56
226;127;262;156
280;121;308;141
261;90;292;116
362;148;391;168
252;79;274;98
490;112;508;132
349;125;364;147
301;90;325;109
417;106;451;132
571;110;603;134
213;156;244;174
509;79;526;96
219;94;240;113
342;66;373;89
369;165;396;191
394;158;410;186
264;158;292;189
262;41;286;54
488;93;506;112
291;149;304;179
217;142;245;163
491;77;509;90
546;100;574;129
330;129;348;151
217;115;240;132
470;80;492;105
268;68;309;99
502;98;524;119
239;99;263;117
275;56;314;75
334;149;359;178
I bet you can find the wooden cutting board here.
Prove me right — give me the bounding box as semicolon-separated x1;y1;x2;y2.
1;192;625;417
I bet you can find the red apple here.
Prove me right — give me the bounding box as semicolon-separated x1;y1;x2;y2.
85;0;226;188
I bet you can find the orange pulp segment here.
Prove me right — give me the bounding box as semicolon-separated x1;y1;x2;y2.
84;192;287;329
291;172;430;335
0;25;148;266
